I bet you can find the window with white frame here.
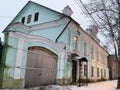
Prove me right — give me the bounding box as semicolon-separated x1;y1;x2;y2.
104;69;106;77
21;17;25;24
84;64;87;76
101;69;103;78
96;49;99;61
84;42;87;55
97;68;99;77
34;12;39;22
91;66;94;77
91;45;94;59
27;14;32;24
74;36;78;51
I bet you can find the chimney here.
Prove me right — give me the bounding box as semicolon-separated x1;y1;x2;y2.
86;25;100;43
62;5;73;16
86;25;98;37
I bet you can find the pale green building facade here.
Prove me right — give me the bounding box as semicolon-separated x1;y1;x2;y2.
0;1;109;89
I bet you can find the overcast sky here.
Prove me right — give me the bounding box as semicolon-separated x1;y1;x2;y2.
0;0;91;41
0;0;115;54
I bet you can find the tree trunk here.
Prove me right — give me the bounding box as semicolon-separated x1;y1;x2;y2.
117;30;120;89
117;0;120;88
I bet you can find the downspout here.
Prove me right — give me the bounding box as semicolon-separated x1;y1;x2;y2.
55;19;72;43
0;32;9;88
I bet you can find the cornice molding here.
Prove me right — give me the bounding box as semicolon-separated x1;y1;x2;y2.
9;32;65;53
30;17;70;30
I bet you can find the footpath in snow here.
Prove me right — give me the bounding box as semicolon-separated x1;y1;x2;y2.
30;80;118;90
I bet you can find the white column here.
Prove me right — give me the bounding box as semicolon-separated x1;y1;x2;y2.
59;53;64;78
14;39;24;79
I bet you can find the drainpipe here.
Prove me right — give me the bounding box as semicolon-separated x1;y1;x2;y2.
0;32;9;88
55;19;72;43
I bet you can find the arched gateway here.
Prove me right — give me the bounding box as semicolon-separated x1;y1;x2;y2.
24;46;57;88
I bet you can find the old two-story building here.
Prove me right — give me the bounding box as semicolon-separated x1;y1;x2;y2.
0;1;109;89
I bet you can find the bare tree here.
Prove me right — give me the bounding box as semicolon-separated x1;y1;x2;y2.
79;0;120;88
116;0;120;88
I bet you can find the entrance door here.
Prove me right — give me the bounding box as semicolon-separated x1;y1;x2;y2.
72;60;77;83
25;46;57;88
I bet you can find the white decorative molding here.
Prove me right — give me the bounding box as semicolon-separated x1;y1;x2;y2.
11;17;70;32
14;39;24;79
9;32;65;53
30;17;70;31
59;53;65;78
12;22;31;30
9;32;66;79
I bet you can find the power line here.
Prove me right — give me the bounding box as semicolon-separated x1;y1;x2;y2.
0;16;14;18
74;0;85;11
74;0;112;42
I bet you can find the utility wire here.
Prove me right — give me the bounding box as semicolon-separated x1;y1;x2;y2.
74;0;112;43
0;16;14;18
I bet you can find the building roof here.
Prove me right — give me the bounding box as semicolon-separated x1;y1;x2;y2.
2;1;109;54
2;1;81;32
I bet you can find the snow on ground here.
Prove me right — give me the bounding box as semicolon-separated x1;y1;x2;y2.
29;80;118;90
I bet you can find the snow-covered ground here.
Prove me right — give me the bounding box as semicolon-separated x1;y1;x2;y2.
29;80;118;90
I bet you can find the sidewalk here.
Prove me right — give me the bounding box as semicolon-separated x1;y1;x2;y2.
36;80;117;90
69;80;117;90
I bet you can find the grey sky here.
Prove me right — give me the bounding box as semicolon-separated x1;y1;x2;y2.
0;0;90;41
0;0;115;54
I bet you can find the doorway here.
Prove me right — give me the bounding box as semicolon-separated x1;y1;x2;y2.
72;60;77;83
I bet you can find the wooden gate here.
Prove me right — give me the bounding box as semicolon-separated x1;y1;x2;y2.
24;46;57;88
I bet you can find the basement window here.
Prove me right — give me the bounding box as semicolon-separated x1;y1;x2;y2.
34;12;39;22
21;17;25;24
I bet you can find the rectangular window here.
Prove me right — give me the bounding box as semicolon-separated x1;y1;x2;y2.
104;56;107;65
34;12;39;22
91;45;94;59
84;64;87;76
103;55;105;64
101;69;103;78
102;54;104;64
74;36;78;50
96;50;99;61
100;53;102;62
21;17;25;24
104;70;106;77
80;38;84;54
97;68;99;77
92;66;94;77
84;42;87;55
68;30;71;45
27;14;32;24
